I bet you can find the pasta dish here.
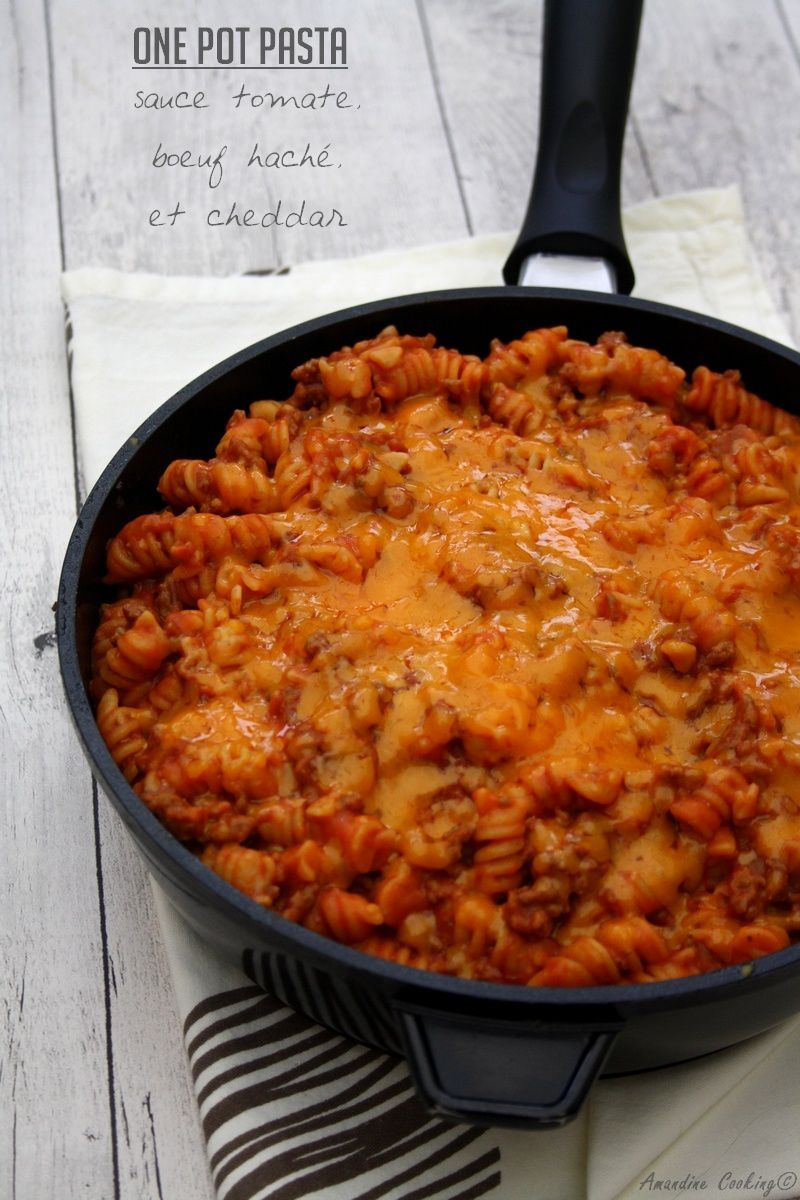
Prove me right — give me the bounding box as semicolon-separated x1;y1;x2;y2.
91;325;800;986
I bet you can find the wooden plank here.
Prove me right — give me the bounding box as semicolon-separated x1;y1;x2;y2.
0;2;113;1198
47;0;469;276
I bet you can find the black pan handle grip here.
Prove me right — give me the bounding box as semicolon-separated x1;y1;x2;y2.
504;0;643;293
396;1005;619;1128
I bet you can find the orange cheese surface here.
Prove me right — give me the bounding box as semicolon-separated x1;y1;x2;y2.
93;326;800;985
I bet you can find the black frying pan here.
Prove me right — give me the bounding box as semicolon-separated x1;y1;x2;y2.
58;0;800;1128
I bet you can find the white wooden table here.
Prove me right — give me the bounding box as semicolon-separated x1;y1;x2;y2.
3;2;800;1196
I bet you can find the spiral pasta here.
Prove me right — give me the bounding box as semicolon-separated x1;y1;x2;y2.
684;366;800;435
92;326;800;987
158;459;281;514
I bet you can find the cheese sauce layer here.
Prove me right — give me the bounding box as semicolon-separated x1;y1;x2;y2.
93;326;800;986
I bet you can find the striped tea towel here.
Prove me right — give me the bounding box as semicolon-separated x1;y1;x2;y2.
64;187;800;1200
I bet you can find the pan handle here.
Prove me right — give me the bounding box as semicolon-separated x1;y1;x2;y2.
395;1004;620;1128
503;0;643;293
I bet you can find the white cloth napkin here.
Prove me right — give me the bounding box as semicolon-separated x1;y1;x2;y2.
63;186;800;1200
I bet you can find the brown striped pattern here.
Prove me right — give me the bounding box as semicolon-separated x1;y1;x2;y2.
184;987;501;1200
